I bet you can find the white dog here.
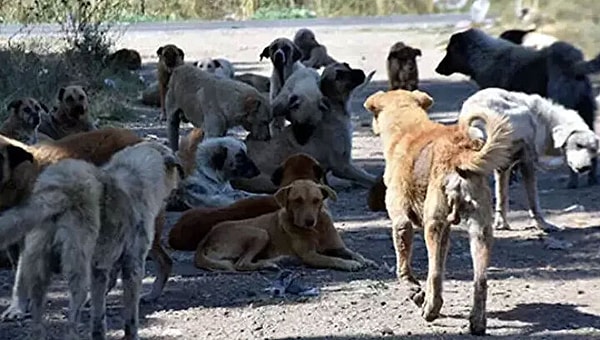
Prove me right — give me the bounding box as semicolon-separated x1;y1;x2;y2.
460;88;598;231
194;57;235;79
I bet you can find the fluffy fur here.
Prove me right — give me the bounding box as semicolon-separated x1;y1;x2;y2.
0;141;181;340
194;179;376;272
460;88;598;231
293;28;337;69
364;88;513;335
194;57;235;79
165;64;272;151
0;97;47;144
156;44;185;121
436;28;600;188
234;62;377;193
37;85;97;141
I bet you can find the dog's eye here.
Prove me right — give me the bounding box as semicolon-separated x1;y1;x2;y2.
78;95;84;101
34;105;40;111
293;197;303;204
312;198;320;204
23;107;32;114
576;143;585;149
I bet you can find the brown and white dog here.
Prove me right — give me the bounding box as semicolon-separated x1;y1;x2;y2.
37;85;96;141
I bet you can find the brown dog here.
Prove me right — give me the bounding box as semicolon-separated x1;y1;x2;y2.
364;89;513;335
157;44;185;121
106;48;142;70
386;42;421;91
37;85;96;141
195;179;375;272
0;98;48;144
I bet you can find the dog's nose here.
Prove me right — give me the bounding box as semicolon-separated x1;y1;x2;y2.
304;218;315;227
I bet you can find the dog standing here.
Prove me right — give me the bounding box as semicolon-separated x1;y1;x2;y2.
435;28;600;188
157;44;185;121
365;89;513;335
194;57;235;79
386;42;422;91
1;98;47;144
460;88;599;231
293;28;337;69
37;85;97;141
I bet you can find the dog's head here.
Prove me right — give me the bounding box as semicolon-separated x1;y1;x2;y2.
499;28;536;45
364;89;433;129
553;125;599;174
206;136;260;179
56;85;89;124
435;29;480;76
270;153;326;188
274;179;337;229
388;42;422;62
293;28;320;54
157;44;185;69
241;92;272;142
7;97;47;130
194;58;230;78
0;140;36;210
260;38;302;70
320;62;366;102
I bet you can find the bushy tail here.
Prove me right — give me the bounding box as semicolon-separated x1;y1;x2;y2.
457;109;514;176
177;128;204;178
0;199;48;250
573;52;600;76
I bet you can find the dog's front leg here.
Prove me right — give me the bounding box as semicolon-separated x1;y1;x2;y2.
1;253;29;321
323;247;378;268
520;159;559;232
166;108;182;151
493;169;511;230
588;156;598;186
296;242;362;271
91;267;110;340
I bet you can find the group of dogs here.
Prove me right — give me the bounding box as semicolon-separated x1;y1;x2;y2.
0;23;599;339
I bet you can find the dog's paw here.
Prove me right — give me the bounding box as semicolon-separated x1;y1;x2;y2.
362;258;379;269
534;219;562;233
1;304;27;321
342;260;363;271
421;294;443;322
469;311;487;336
409;288;425;307
493;217;511;230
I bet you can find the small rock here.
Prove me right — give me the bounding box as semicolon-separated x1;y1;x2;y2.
578;290;585;295
381;326;394;336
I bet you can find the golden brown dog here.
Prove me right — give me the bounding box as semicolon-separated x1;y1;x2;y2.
364;89;513;335
37;85;96;141
194;179;375;272
157;44;185;121
106;48;142;70
0;98;48;144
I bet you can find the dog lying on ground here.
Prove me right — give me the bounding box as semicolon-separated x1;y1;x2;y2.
0;141;181;340
106;48;142;70
461;88;599;231
234;62;377;193
435;28;600;188
37;85;97;141
194;57;235;78
271;67;330;144
293;28;337;69
499;27;558;50
195;179;376;272
364;88;513;335
165;64;273;151
260;37;305;134
234;73;271;94
167;129;260;210
157;44;185;121
0;98;47;144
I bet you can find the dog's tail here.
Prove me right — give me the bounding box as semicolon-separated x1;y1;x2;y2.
573;52;600;76
456;110;513;176
177;128;204;178
0;198;52;250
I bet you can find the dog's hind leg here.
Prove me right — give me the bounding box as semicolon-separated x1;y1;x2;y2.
1;252;30;321
91;267;110;340
389;209;419;286
234;229;278;271
493;169;511;230
520;158;559;232
21;243;51;340
121;252;147;340
142;211;173;303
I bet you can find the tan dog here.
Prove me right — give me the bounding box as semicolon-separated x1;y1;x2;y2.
0;98;47;144
157;44;185;121
37;85;96;141
106;48;142;70
195;179;375;272
364;89;513;335
166;64;272;151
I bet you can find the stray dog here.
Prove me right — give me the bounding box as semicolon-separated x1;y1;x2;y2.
1;98;47;144
461;87;599;231
386;42;422;91
436;28;600;188
167;133;260;210
234;73;271;94
194;57;235;78
195;179;376;272
37;85;96;141
168;153;327;251
157;44;185;121
499;27;558;50
271;67;330;144
0;141;181;340
293;28;337;69
260;37;305;134
106;48;142;70
364;89;513;335
235;62;377;193
165;64;272;151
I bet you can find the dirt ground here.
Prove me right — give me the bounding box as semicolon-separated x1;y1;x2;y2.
2;22;600;340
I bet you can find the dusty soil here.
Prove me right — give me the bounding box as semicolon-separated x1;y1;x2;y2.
2;22;600;340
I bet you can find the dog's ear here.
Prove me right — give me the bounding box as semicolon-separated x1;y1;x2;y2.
7;99;22;113
350;69;366;85
39;102;49;113
363;91;387;115
270;166;284;186
213;59;222;68
411;90;433;110
551;125;572;149
57;87;66;101
259;46;270;61
274;184;292;207
177;48;185;60
292;44;303;62
313;164;325;183
156;46;164;57
211;146;228;170
6;144;34;169
318;184;337;202
413;48;422;57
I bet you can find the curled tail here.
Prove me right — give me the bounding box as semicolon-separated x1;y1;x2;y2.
457;109;514;176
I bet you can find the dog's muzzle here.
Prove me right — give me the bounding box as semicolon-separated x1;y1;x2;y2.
29;114;40;127
71;105;85;117
273;49;286;67
291;123;316;145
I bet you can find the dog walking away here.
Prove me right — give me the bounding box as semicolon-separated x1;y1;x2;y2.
0;141;182;340
365;88;513;335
